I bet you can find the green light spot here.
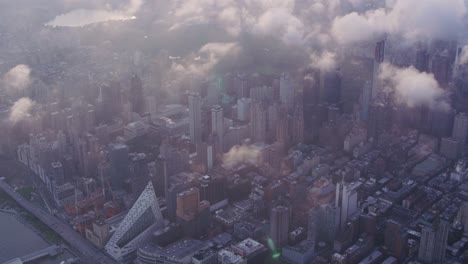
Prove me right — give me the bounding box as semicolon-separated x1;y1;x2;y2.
272;252;281;259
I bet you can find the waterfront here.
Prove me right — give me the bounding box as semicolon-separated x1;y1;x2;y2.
0;210;49;263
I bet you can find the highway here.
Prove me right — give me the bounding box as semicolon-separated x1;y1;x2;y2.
0;179;116;264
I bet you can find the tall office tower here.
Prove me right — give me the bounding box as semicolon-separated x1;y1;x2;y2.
199;175;227;206
176;187;200;221
130;74;145;114
432;50;451;88
276;105;290;147
431;108;455;138
316;204;338;244
108;143;130;191
268;104;279;142
270;206;290;249
207;77;222;106
237;98;252;122
368;102;392;141
250;101;267;143
234;73;249;98
320;69;342;105
176;187;210;238
292;105;304;145
280;73;296;110
307;209;317;246
250;86;275;102
105;182;165;262
85;107;95;131
415;47;430;72
50;161;65;186
189;93;202;144
372;39;386;99
359;81;372;121
211;105;224;154
457;202;468;231
335;181;361;231
418;219;449;263
303;70;320;106
385;220;407;260
453;112;468;145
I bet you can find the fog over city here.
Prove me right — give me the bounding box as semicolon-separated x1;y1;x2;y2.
1;0;468;264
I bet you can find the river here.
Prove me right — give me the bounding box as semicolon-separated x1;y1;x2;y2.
0;210;50;263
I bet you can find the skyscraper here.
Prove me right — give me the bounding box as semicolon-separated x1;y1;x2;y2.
250;101;267;143
418;219;449;263
432;50;450;88
237;98;251;122
453;112;468;145
372;40;385;99
108;143;130;191
335;181;361;231
211;105;224;155
130;74;145;114
105;182;165;262
292;105;304;145
189;93;202;144
280;73;296;110
270;206;290;249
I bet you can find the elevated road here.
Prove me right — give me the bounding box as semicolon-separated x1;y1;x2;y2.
0;179;115;264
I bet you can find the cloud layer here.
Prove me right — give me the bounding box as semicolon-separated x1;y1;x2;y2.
332;0;467;45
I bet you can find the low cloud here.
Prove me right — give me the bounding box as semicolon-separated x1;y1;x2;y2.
309;51;338;72
459;46;468;65
332;0;467;45
379;63;450;110
9;97;35;124
223;144;261;168
45;0;143;27
2;64;31;94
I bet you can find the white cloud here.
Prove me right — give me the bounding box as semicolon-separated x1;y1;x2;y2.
45;0;143;27
223;144;261;168
379;63;449;110
332;0;467;45
9;97;34;124
309;51;338;71
2;64;31;93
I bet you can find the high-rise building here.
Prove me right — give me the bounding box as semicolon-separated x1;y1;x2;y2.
176;187;211;238
237;98;251;122
234;73;249;98
335;181;361;231
418;219;449;263
130;74;145;114
280;73;296;110
431;50;450;88
316;204;338;244
453;112;468;145
270;206;290;249
415;48;430;72
292;105;304;145
108;143;130;190
211;105;224;154
105;182;165;262
189;93;202;144
320;69;342;105
384;220;407;260
276;105;290;147
360;81;372;121
250;101;267;143
176;187;200;222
